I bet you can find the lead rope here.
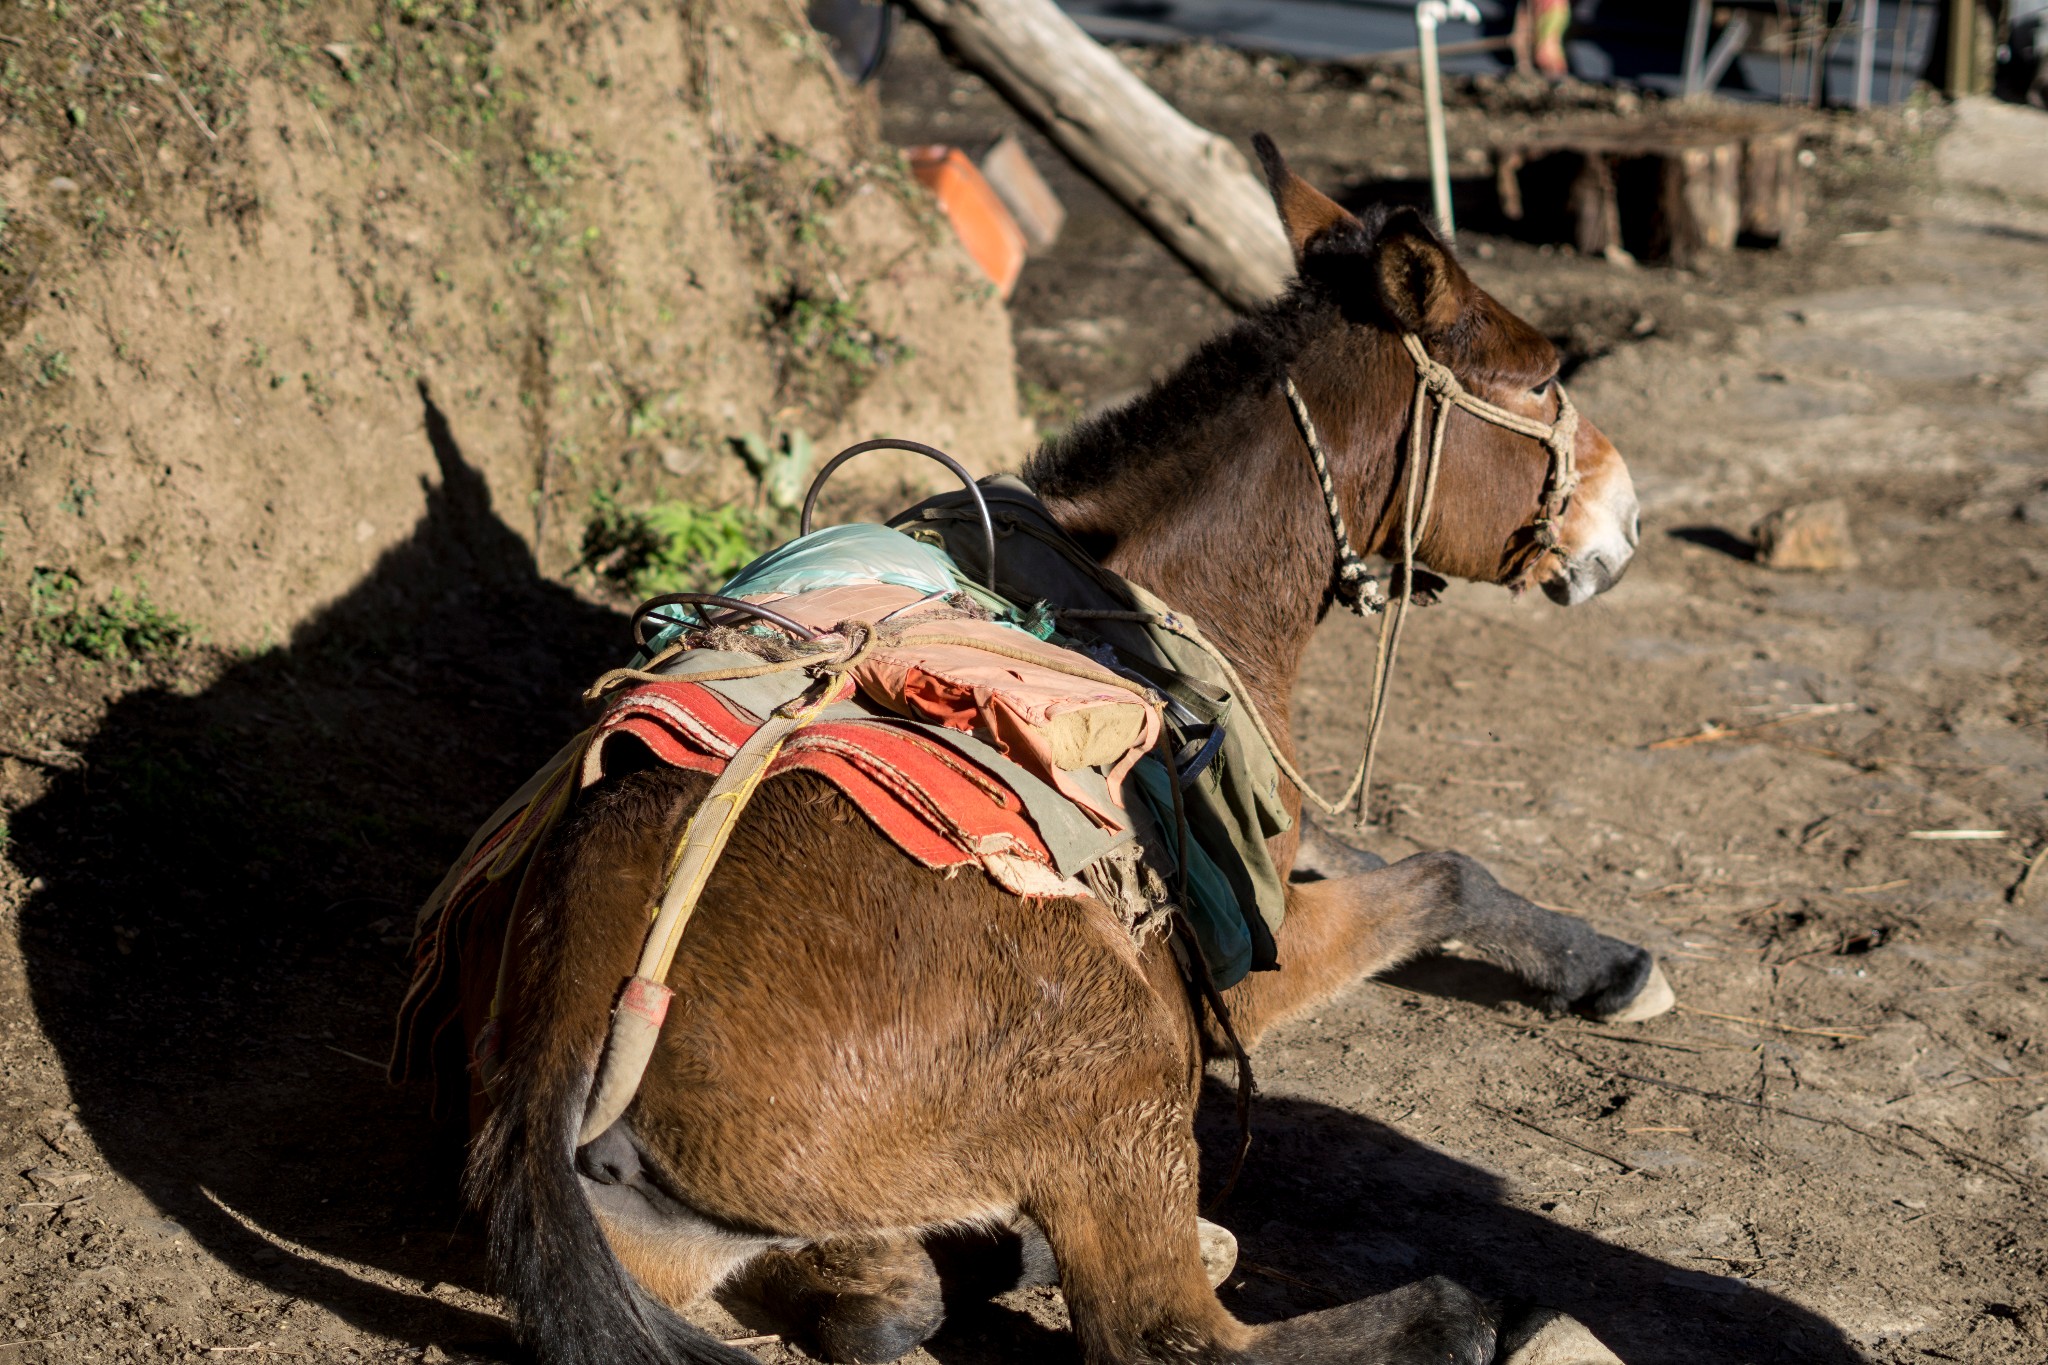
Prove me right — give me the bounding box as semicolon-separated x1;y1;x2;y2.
1279;360;1445;828
1348;347;1460;827
1268;334;1579;827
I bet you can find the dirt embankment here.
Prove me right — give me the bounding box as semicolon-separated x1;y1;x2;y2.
0;0;1028;653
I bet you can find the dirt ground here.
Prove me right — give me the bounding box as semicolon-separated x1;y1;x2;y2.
0;25;2044;1365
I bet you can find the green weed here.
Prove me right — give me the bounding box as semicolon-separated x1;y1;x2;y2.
25;334;71;387
734;429;813;513
1019;380;1082;441
27;568;192;663
581;493;771;599
763;285;906;413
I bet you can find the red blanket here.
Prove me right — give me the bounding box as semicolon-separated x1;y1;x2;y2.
580;677;1070;890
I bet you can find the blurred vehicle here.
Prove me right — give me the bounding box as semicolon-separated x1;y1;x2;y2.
810;0;899;83
1999;0;2048;105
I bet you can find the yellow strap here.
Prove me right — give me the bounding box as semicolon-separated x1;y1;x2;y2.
575;679;843;1146
634;681;842;983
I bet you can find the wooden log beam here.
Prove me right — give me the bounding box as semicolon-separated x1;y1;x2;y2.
898;0;1293;310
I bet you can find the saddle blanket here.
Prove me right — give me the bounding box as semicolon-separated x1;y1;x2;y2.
584;675;1088;897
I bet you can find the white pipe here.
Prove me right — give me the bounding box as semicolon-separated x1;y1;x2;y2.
1416;0;1480;244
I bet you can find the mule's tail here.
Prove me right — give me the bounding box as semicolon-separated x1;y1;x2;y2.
463;778;753;1365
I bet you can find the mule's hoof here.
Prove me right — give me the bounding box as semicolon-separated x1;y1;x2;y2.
1197;1218;1237;1288
1498;1307;1626;1365
1593;961;1673;1024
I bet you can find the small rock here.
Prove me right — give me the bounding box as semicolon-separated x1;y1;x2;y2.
47;176;79;194
1752;498;1859;571
979;133;1064;255
2014;367;2048;412
420;1346;451;1364
1196;1218;1236;1289
1500;1308;1627;1365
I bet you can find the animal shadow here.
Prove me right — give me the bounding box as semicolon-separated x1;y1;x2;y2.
1186;1080;1859;1365
10;383;618;1359
918;1069;1862;1365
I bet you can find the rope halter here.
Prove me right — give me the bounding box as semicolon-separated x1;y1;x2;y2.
1278;331;1584;827
1397;332;1581;552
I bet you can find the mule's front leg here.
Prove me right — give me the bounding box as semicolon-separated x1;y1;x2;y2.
1246;1277;1499;1365
1226;841;1669;1047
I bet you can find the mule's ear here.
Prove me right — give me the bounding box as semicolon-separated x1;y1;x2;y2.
1252;132;1353;257
1370;208;1468;337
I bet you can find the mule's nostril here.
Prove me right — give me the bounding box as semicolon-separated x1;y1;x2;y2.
1626;510;1641;548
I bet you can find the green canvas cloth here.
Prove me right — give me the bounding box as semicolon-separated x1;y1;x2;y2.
889;476;1292;987
1128;756;1253;986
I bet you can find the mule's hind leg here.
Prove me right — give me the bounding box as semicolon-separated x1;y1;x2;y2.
577;1119;798;1313
1231;839;1667;1046
1028;1104;1496;1365
722;1233;945;1364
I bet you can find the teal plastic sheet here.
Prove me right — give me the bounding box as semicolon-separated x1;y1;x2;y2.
721;524;956;598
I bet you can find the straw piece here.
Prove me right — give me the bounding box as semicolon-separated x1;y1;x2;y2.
2011;844;2048;905
1671;1002;1867;1047
1646;702;1858;750
1906;829;2007;841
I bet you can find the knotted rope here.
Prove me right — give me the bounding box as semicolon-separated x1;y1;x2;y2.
1282;377;1383;617
1277;332;1582;827
1399;333;1580;548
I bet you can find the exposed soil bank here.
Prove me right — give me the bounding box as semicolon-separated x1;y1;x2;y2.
0;1;1028;651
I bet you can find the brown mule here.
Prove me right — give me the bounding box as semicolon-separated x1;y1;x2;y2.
460;140;1660;1365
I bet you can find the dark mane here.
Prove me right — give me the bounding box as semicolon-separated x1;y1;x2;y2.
1020;291;1323;499
1023;205;1415;501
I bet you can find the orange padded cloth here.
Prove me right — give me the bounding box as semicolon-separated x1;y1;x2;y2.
746;585;1159;830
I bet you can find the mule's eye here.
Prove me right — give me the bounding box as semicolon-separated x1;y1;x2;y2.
1531;377;1557;397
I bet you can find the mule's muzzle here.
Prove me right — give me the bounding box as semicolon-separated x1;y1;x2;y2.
1540;479;1637;606
1540;532;1630;605
1540;545;1631;606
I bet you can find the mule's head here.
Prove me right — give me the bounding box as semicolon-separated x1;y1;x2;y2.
1253;136;1638;607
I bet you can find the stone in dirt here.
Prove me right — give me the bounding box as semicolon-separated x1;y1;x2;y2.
1500;1308;1628;1365
1196;1217;1237;1288
981;133;1066;255
1753;498;1860;571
